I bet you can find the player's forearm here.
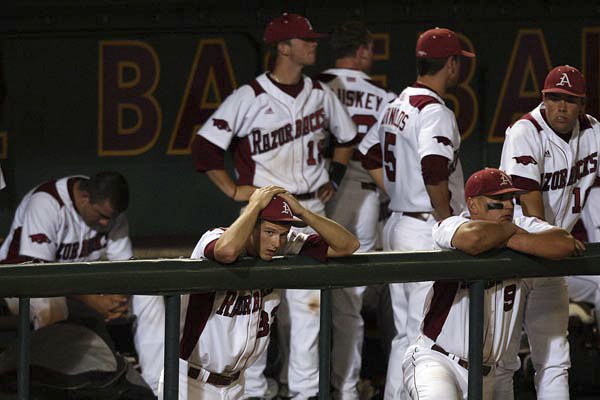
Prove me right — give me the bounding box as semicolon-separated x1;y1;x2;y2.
507;228;576;260
425;181;452;220
332;145;354;165
205;170;256;201
213;203;262;263
368;168;387;193
453;221;518;256
298;210;359;256
518;190;545;220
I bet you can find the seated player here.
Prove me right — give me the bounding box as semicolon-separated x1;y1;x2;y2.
158;185;359;400
403;168;583;400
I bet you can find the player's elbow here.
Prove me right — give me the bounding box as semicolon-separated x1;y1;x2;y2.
454;230;490;256
335;236;360;257
213;244;239;264
547;235;577;260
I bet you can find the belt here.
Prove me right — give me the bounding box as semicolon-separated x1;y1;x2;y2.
361;182;377;191
403;212;431;222
294;191;317;201
188;366;241;386
431;344;492;376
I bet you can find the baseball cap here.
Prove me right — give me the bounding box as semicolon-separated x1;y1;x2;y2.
416;28;475;59
464;168;524;199
259;195;307;227
542;65;586;98
264;13;328;44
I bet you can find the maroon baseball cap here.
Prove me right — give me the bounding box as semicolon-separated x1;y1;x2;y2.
464;168;524;199
259;195;306;227
264;13;328;44
416;28;475;59
542;65;586;98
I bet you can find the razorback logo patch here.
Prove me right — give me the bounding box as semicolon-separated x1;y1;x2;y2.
513;155;538;166
213;118;232;133
433;136;452;146
29;233;51;244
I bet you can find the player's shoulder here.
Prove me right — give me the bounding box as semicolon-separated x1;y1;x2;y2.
191;227;226;259
511;112;544;133
580;113;600;131
31;179;65;207
401;85;444;111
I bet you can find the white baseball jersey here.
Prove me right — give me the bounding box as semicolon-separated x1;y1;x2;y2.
317;68;396;182
197;72;357;194
358;84;465;213
0;176;132;263
500;104;600;232
429;213;555;364
581;185;600;242
180;227;328;375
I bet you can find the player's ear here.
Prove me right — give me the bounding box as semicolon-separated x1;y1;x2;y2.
467;197;479;215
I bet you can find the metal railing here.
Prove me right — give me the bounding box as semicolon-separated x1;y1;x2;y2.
2;244;600;400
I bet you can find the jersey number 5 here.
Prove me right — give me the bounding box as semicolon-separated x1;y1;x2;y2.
384;132;396;182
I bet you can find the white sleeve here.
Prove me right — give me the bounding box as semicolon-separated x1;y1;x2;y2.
499;122;544;185
513;216;556;234
19;193;61;261
358;106;385;155
432;216;470;250
190;229;225;259
417;104;458;161
323;85;357;144
106;213;133;260
196;85;256;150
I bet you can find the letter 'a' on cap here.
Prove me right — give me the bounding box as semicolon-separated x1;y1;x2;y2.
264;13;328;44
464;168;525;199
416;27;475;59
259;195;307;227
542;65;586;98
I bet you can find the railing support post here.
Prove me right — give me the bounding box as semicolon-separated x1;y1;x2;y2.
164;294;181;400
318;288;331;400
468;281;485;400
18;297;30;400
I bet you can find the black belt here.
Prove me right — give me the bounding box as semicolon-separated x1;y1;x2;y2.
294;191;317;201
361;182;377;191
188;366;241;386
431;344;493;376
403;212;431;222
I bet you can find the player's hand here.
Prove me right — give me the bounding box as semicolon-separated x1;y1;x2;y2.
317;182;337;203
573;239;586;257
75;294;129;321
278;192;307;218
248;185;287;210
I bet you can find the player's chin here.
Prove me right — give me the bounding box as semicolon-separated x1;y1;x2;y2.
261;252;275;261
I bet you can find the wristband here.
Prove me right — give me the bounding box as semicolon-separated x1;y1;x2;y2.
329;162;347;189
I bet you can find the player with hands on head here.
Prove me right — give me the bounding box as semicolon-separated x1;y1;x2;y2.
403;168;581;400
498;65;599;398
358;27;473;399
159;186;359;400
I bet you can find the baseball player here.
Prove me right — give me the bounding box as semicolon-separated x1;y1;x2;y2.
157;185;359;400
0;172;165;393
498;65;600;398
315;21;396;400
358;27;474;399
192;13;357;400
403;168;581;400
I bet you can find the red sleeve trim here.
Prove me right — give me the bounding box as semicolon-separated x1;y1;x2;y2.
421;155;450;185
361;144;382;170
311;78;323;90
579;114;592;130
519;113;543;132
203;239;218;261
314;73;336;84
409;95;440;111
299;234;329;262
191;136;225;172
34;180;64;207
510;175;541;191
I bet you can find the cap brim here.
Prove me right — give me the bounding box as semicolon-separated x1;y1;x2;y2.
542;88;586;98
460;50;475;58
484;187;527;197
263;217;307;228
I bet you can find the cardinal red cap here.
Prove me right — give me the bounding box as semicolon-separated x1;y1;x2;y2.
464;168;524;199
264;13;328;44
542;65;586;98
416;28;475;59
260;196;306;227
